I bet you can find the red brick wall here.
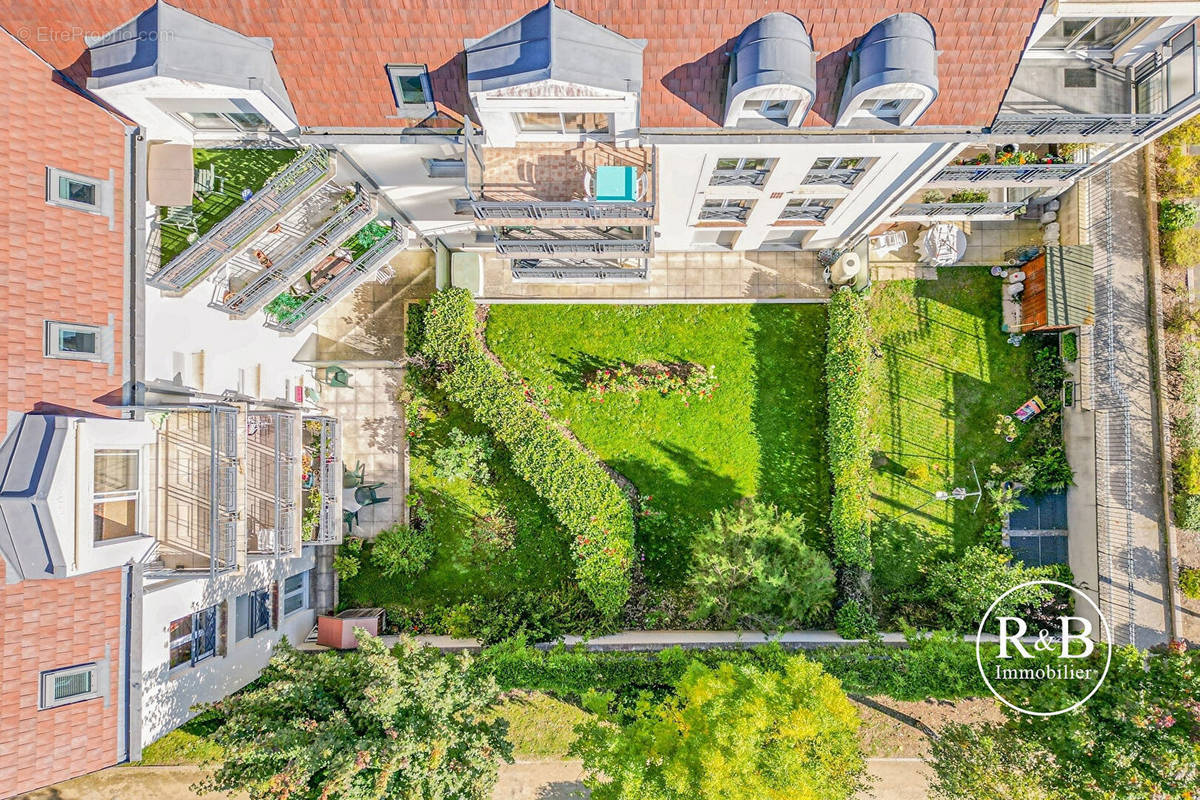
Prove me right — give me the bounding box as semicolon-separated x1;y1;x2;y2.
0;31;128;424
0;559;126;797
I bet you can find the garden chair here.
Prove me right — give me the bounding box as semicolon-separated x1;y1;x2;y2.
193;165;226;198
163;205;198;234
354;483;390;507
315;365;351;388
343;509;359;534
343;461;365;488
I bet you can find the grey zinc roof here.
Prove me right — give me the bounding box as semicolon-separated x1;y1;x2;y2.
1044;245;1096;327
727;14;816;105
86;1;297;123
0;415;69;582
465;0;646;94
841;13;939;108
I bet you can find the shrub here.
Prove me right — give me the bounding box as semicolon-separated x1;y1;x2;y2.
905;462;931;483
585;361;717;404
921;189;947;204
948;189;991;204
371;523;434;577
415;289;635;617
835;600;878;639
1031;344;1069;399
688;501;835;629
924;546;1062;632
1026;446;1074;494
1159;198;1199;232
825;290;874;573
1160;227;1200;268
429;427;493;483
1180;566;1200;599
1061;332;1078;363
264;291;304;324
1175;493;1200;530
332;537;363;580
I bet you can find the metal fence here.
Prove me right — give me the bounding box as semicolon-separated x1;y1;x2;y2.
1086;167;1138;647
930;164;1088;184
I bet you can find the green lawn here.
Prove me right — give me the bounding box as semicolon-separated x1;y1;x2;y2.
488;691;592;758
866;268;1037;594
158;148;299;267
486;304;829;586
339;386;576;621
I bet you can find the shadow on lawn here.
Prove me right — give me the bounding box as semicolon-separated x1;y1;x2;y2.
611;442;741;586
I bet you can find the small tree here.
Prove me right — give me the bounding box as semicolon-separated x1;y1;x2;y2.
197;633;511;800
688;501;834;629
371;523;434;577
924;546;1057;632
430;427;493;483
571;657;866;800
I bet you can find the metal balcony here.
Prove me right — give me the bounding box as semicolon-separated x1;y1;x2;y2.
698;206;750;222
929;163;1089;184
709;169;769;187
801;168;864;187
512;258;648;281
208;189;377;319
892;201;1027;220
147;147;333;296
778;205;831;221
302;415;343;546
262;226;407;335
494;230;652;257
246;410;300;557
471;200;655;221
989;114;1166;139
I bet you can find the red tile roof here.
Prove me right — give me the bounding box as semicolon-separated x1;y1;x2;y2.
0;30;128;421
6;0;1041;130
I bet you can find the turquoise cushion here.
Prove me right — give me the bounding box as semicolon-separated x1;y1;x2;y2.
595;165;637;202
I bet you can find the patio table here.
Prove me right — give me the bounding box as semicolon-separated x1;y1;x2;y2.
917;223;968;266
593;165;638;203
342;487;362;513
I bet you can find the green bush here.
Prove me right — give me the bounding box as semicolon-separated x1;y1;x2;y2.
429;427;493;483
1061;332;1078;363
825;290;874;573
948;189;991;204
688;501;835;629
1026;446;1074;494
835;600;878;639
1159;198;1198;232
1160;227;1200;268
371;524;434;577
1175;493;1200;530
1180;566;1200;599
333;537;363;580
924;546;1063;632
475;631;991;703
415;289;635;617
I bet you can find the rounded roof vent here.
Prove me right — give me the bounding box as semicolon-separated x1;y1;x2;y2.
724;13;816;127
837;12;939;127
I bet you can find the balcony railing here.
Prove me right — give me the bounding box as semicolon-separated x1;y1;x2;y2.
709;169;769;187
989;114;1166;138
778;205;832;221
930;164;1089;184
263;226;407;335
495;237;651;256
246;410;299;557
698;206;750;222
209;190;377;318
893;201;1027;219
471;200;655;221
512;259;649;281
801;168;864;187
147;147;333;296
303;415;343;546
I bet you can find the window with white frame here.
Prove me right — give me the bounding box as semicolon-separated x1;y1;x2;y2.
1032;16;1151;51
44;320;105;361
387;64;434;112
780;197;839;222
39;663;101;709
169;606;218;669
235;589;272;641
46;167;107;214
803;156;875;187
93;450;141;543
710;157;774;187
515;112;611;135
282;571;310;617
173;109;273;132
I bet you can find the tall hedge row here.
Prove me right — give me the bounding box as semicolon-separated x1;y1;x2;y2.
417;289;635;617
825;289;875;636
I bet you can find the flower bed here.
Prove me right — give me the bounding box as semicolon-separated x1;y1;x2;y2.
585;361;717;404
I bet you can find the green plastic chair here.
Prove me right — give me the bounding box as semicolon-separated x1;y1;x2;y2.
354;483;391;507
316;365;351;388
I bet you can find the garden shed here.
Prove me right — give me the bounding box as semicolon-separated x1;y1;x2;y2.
1019;245;1095;332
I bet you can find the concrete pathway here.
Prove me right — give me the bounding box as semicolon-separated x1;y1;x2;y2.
1089;157;1172;646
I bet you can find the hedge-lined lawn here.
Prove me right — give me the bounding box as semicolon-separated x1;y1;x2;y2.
866;268;1036;592
339;392;575;616
486;304;829;585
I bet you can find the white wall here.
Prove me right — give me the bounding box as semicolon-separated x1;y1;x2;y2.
138;548;317;745
653;139;944;251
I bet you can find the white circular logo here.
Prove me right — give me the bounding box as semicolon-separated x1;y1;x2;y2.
975;579;1112;717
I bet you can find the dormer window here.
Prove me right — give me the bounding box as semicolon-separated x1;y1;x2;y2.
724;13;816;128
836;13;939;128
387;64;434;114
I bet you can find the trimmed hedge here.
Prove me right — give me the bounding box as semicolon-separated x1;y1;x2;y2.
475;631;989;703
825;289;875;637
416;289;635;617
